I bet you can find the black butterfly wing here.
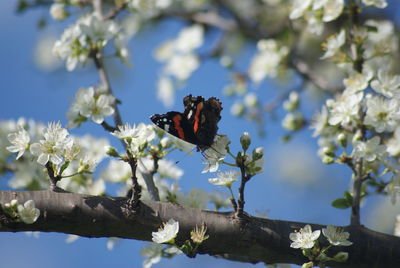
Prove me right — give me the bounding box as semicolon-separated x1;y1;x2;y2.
150;111;198;145
183;95;223;150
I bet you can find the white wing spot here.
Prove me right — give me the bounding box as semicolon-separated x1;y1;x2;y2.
164;124;170;132
187;110;193;119
163;118;168;122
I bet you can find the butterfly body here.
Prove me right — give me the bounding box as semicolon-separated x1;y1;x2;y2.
151;95;222;151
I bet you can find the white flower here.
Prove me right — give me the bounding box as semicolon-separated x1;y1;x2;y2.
69;87;115;125
249;39;288;83
244;93;258;108
157;76;175;108
387;128;400;156
152;219;179;244
371;70;400;98
7;125;30;160
165;53;199;81
311;106;329;137
352;136;386;162
343;69;373;93
79;14;119;43
321;29;346;59
289;0;312;20
106;237;120;250
230;102;245;116
175;24;204;53
328;92;363;127
157;159;183;179
364;95;399;133
50;3;68;21
141;243;163;268
322;225;353;246
362;0;387;9
322;0;344;22
289;224;321;249
112;123;141;140
209;170;239;187
202;135;230;173
30;122;73;165
17;200;40;224
53;14;119;71
177;188;209;209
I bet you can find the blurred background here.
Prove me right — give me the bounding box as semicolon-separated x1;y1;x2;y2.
1;1;400;267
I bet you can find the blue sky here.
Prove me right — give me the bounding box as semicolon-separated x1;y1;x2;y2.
0;2;398;268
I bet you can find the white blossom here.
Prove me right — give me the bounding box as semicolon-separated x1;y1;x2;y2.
249;39;288;83
343;69;373;93
289;224;321;249
17;200;40;224
7;125;30;160
209;170;239;187
387;128;400;157
352;136;386;162
321;29;346;59
362;0;387;9
364;95;399;133
311;106;330;137
141;243;163;268
371;70;400;98
322;225;353;246
289;0;312;20
328;92;363;127
68;87;115;125
50;3;68;21
157;76;175;107
202;135;230;173
165;53;199;81
30;122;73;165
175;24;204;53
322;0;344;22
152;219;179;244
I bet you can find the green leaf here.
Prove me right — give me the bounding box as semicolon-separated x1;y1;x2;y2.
332;198;351;209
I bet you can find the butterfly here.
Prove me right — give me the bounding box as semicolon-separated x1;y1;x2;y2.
150;95;223;151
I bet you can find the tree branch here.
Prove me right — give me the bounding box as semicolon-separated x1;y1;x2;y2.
1;190;399;267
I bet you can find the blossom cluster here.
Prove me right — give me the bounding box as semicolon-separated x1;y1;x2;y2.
3;119;106;194
311;18;400;204
1;199;40;224
68;86;115;127
154;24;204;106
290;224;352;265
53;13;120;71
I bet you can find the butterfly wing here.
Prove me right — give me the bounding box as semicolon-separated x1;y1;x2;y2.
183;95;223;150
150;111;198;145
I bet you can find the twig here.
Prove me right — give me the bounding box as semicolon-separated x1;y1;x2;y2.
349;0;365;226
45;162;61;190
127;157;141;211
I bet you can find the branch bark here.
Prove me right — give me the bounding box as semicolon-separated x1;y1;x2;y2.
1;190;399;267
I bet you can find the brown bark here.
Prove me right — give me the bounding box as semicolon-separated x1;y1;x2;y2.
1;190;399;267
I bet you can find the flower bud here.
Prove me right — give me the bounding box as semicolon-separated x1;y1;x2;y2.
10;199;18;207
283;91;300;111
333;252;349;262
252;147;264;161
240;132;251;151
322;156;334;164
352;130;363;143
337;132;347;147
301;262;314;268
106;146;119;157
160;137;172;148
50;3;68;21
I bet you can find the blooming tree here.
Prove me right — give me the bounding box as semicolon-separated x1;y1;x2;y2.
1;0;400;267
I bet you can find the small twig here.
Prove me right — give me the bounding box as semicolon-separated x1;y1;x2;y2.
101;121;117;132
127;157;141;212
236;156;250;217
104;2;127;20
138;156;160;201
45;162;61;190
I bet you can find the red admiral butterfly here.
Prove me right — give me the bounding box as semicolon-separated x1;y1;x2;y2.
150;95;223;151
